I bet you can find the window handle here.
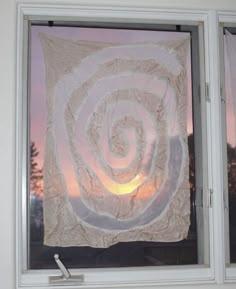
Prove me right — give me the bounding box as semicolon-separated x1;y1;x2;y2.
54;254;71;279
48;254;84;285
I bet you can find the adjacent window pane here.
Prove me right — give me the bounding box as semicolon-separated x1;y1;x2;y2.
224;29;236;263
29;23;202;269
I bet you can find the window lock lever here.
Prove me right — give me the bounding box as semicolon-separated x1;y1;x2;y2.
48;254;84;285
54;254;71;279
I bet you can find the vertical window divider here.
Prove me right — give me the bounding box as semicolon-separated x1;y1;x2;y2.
207;10;226;284
218;20;230;268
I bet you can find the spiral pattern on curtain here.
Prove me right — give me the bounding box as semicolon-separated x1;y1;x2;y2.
40;32;190;247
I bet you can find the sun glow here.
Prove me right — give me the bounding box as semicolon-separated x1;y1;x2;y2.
101;173;146;195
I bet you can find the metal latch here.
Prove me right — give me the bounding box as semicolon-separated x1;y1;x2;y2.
209;189;213;208
205;82;210;102
49;254;84;285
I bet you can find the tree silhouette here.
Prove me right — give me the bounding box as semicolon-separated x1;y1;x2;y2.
227;143;236;196
30;141;43;196
226;143;236;262
188;134;195;192
30;142;44;239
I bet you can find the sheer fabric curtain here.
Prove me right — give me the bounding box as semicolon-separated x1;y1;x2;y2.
40;32;191;248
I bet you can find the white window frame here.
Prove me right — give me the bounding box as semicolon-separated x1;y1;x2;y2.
16;3;225;288
218;10;236;283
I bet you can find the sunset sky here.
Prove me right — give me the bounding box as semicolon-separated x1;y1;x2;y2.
30;25;193;197
224;38;236;148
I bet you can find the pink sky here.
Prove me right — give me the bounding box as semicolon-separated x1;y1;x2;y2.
30;25;192;196
224;38;236;147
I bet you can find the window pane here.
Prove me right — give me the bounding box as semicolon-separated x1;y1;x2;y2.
29;23;201;269
224;29;236;263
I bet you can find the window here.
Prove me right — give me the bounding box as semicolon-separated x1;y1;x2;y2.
221;25;236;265
219;13;236;280
30;22;201;270
16;4;217;288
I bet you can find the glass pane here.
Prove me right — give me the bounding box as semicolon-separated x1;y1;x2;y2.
224;29;236;263
29;23;200;269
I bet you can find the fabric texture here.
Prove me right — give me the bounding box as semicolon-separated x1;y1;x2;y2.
40;32;190;248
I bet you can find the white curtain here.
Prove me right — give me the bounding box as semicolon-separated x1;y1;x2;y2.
40;32;190;248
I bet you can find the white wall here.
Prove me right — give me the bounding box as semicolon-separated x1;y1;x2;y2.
2;0;236;289
0;0;16;289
